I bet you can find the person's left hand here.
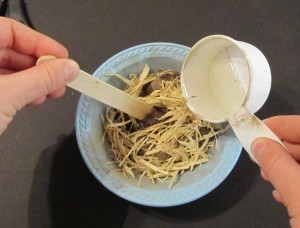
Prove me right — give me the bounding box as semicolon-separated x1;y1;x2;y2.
0;17;79;135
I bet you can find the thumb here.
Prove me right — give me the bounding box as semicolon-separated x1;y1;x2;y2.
8;58;79;108
251;138;300;220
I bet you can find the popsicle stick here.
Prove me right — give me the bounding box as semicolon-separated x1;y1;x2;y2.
69;70;153;119
37;56;153;120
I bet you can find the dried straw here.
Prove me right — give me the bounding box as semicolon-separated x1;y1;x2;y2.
103;66;225;188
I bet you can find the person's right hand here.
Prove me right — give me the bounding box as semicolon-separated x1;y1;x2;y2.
251;115;300;228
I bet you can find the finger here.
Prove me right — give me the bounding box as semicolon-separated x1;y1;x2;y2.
0;48;36;71
27;96;46;107
0;68;14;74
27;87;66;107
291;217;300;228
47;87;67;99
0;112;12;135
0;17;68;58
283;141;300;162
3;59;79;109
261;170;269;181
272;189;283;204
252;138;300;218
264;116;300;143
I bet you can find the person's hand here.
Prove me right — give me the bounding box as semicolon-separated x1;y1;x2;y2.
251;115;300;227
0;17;79;135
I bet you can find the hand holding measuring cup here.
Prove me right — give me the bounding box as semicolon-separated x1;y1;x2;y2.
181;35;284;164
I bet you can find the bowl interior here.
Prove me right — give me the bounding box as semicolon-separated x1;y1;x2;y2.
75;43;242;207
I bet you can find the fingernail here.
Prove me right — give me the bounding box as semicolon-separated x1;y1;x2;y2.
251;138;268;159
64;60;79;82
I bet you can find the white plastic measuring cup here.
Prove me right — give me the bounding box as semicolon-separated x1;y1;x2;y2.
181;35;283;163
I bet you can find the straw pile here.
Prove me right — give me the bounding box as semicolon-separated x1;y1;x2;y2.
103;66;225;188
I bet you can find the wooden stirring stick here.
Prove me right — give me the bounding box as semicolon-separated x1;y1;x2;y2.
37;56;153;120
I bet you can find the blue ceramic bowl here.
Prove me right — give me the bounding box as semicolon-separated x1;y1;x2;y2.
75;43;242;207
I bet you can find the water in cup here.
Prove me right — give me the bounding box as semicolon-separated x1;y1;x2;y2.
208;47;246;119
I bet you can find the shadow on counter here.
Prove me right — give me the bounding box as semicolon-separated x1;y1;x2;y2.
28;131;129;228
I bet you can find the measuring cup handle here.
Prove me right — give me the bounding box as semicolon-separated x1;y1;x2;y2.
228;107;285;165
